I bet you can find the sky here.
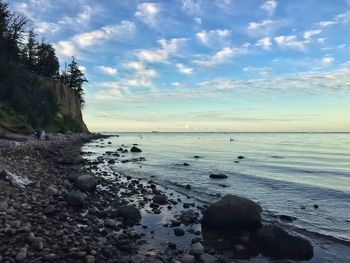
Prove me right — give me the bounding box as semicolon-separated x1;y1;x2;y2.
9;0;350;132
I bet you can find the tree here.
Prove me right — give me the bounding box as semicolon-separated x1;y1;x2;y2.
21;29;37;72
60;56;87;107
36;40;59;78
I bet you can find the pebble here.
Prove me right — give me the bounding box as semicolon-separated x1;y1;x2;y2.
189;242;204;257
15;248;27;262
174;228;185;236
180;255;195;263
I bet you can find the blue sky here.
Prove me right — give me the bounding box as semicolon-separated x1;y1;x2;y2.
10;0;350;131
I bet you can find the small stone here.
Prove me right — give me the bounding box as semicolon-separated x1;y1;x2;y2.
43;254;57;261
237;156;245;159
86;255;95;263
43;205;56;214
130;146;142;152
0;201;8;212
180;255;195;263
47;186;58;195
174;228;185;236
313;204;319;209
27;232;35;243
15;248;27;262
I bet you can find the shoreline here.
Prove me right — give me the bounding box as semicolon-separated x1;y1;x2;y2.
0;135;349;262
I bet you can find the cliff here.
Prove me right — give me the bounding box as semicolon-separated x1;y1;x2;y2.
39;77;89;133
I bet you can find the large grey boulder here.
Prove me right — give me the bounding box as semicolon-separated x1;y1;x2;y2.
74;174;97;191
252;224;313;260
201;194;262;230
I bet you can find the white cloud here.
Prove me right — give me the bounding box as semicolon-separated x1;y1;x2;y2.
59;5;93;29
247;19;283;36
35;22;60;34
196;29;231;47
125;61;157;86
322;56;334;65
318;20;337;27
176;63;194;75
135;2;160;27
243;66;272;76
256;37;272;49
96;66;118;76
194;17;202;24
260;0;277;16
55;21;136;59
180;0;202;15
317;38;327;43
303;29;322;40
171;82;184;87
193;46;247;67
137;38;187;63
274;35;309;50
73;21;136;48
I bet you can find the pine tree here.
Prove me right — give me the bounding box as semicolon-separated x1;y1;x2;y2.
21;29;37;72
36;40;59;78
60;56;87;107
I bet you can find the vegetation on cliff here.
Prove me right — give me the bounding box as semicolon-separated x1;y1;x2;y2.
0;0;87;132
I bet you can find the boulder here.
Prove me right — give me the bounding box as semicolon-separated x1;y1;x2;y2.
252;224;313;260
153;194;168;205
65;191;85;207
74;174;97;191
118;206;141;222
201;194;262;230
189;243;204;257
130;146;142;153
209;173;228;179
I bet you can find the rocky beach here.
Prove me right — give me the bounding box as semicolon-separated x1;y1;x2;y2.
0;134;349;263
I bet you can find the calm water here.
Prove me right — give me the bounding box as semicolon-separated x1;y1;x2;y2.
85;132;350;243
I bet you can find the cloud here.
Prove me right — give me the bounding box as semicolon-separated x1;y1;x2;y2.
196;29;231;47
176;63;194;75
243;66;272;76
197;67;350;93
256;37;273;49
59;5;93;29
274;35;309;50
96;66;118;76
180;0;203;15
247;19;283;36
303;29;322;40
55;21;136;59
73;21;136;48
35;22;61;34
318;20;337;27
322;56;334;65
125;61;157;87
135;2;160;27
171;81;184;87
193;46;248;67
260;0;277;16
137;38;187;63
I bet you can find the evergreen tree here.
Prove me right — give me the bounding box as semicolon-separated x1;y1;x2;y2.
60;56;87;107
21;29;37;72
36;40;59;78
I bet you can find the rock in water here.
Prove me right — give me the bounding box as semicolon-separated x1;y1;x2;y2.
130;146;142;152
65;191;85;207
201;194;262;230
118;206;141;222
209;173;228;179
0;170;31;188
153;194;168;205
74;174;97;191
253;224;313;260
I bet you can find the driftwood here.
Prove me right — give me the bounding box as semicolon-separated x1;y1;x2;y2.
0;134;27;141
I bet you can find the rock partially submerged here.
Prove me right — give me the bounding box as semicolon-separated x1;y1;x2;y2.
202;194;262;230
209;173;228;179
130;146;142;152
0;169;31;188
252;224;313;260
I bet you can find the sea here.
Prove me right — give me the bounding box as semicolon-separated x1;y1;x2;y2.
84;132;350;249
